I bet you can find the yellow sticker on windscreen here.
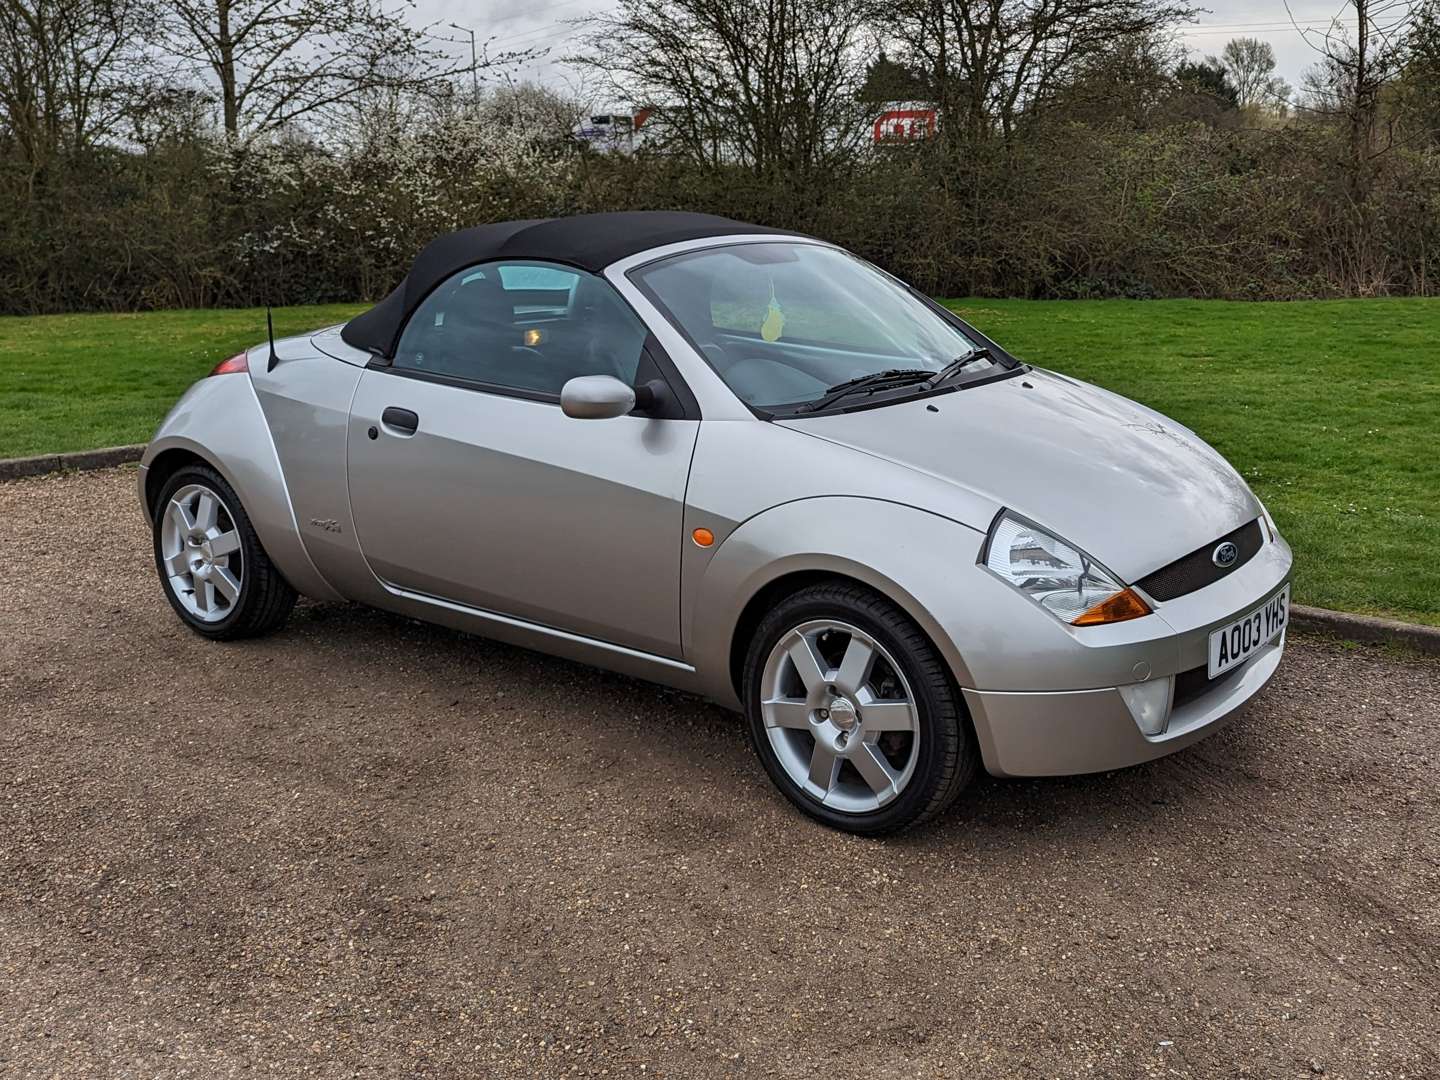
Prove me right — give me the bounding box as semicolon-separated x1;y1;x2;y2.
761;279;785;342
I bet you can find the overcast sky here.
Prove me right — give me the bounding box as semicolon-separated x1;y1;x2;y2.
412;0;1363;104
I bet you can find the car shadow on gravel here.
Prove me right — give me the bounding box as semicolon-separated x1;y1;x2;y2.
284;599;1268;850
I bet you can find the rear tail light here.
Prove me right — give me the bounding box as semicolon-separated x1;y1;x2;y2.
210;352;249;376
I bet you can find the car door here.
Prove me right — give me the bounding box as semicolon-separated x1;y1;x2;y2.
345;260;699;660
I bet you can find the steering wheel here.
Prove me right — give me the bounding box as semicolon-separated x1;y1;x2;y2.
506;345;577;394
403;317;512;372
724;355;829;403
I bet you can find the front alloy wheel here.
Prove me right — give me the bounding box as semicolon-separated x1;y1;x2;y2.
761;620;920;813
744;582;977;834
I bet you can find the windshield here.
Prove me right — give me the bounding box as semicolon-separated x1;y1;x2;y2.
631;242;999;413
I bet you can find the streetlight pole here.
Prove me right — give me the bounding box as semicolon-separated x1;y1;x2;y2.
449;22;478;97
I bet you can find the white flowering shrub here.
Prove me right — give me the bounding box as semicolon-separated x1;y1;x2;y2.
202;83;582;302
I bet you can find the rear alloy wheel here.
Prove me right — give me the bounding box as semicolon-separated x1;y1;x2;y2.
743;582;977;834
160;482;244;623
152;464;296;640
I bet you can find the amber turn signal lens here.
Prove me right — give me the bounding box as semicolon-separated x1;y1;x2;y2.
524;328;544;346
1073;587;1151;626
691;527;714;547
209;352;249;377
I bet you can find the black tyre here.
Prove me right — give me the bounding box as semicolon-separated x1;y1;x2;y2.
151;463;297;640
743;581;977;834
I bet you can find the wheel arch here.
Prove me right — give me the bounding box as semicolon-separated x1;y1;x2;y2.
723;563;977;710
143;446;213;518
728;570;857;704
690;497;985;710
139;375;345;602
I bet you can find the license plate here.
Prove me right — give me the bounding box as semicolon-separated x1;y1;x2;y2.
1208;584;1289;678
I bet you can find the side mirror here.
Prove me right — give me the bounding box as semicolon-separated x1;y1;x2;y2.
560;375;636;420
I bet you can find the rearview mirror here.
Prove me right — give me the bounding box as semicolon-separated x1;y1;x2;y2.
560;375;636;420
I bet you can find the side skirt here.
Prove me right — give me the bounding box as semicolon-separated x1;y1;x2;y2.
373;583;712;700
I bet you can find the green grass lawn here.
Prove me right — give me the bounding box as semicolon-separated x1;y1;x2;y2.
1;298;1437;624
0;305;363;459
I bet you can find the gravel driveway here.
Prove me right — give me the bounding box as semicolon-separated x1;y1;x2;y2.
2;467;1438;1079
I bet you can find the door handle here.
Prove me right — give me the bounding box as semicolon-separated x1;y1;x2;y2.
380;406;419;436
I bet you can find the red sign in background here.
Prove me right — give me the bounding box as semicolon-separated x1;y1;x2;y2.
873;109;937;142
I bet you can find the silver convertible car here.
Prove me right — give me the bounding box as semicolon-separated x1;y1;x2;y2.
140;212;1291;834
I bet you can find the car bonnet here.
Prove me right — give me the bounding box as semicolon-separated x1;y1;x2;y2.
776;368;1261;582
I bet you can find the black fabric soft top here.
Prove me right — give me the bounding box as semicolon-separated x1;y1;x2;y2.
340;211;805;357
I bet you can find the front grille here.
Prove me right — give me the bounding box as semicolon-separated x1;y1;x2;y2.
1137;519;1264;602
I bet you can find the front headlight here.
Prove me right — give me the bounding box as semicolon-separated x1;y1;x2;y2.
982;511;1151;626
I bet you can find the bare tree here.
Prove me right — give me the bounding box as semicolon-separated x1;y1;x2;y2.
1219;37;1290;111
0;0;160;174
1294;0;1414;174
1048;29;1188;129
873;0;1199;140
571;0;873;182
1395;0;1440;143
161;0;479;139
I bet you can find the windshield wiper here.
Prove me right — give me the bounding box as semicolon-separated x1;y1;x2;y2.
924;347;997;389
799;368;934;413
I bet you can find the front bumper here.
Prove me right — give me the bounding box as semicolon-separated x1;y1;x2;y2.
960;528;1293;778
965;631;1284;776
